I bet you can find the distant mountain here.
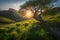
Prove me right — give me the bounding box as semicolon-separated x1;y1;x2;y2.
0;8;25;22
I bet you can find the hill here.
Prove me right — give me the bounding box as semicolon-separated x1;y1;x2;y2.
0;8;25;22
43;7;60;15
0;7;60;40
0;16;15;24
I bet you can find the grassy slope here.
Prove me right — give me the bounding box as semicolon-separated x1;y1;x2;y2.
0;13;60;40
42;13;60;22
0;19;47;40
0;17;15;24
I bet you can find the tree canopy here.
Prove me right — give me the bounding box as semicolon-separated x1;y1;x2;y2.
20;0;57;24
21;0;57;9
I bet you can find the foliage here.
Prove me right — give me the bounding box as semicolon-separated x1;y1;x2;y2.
20;0;58;25
21;0;57;9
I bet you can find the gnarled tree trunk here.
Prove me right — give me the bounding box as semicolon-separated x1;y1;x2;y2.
34;14;44;25
34;7;44;25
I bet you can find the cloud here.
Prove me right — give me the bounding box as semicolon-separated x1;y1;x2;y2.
0;1;26;10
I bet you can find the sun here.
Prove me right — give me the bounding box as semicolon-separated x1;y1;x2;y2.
25;10;34;18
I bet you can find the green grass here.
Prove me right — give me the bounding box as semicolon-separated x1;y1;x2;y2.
42;13;60;22
0;17;15;24
0;13;60;40
0;18;48;40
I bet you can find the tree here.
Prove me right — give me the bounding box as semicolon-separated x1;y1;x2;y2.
20;0;57;25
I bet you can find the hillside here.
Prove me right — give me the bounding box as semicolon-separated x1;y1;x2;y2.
0;11;60;40
43;7;60;15
0;7;60;40
0;17;15;24
0;19;47;40
0;8;25;22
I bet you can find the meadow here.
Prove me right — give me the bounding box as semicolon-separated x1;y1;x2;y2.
0;12;60;40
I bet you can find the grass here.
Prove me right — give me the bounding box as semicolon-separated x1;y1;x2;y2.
42;13;60;22
0;17;15;24
0;13;60;40
0;18;48;40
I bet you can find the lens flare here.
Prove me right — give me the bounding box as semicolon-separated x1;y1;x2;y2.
25;10;34;18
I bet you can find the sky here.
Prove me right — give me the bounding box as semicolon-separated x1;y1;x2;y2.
0;0;28;10
0;0;60;10
54;0;60;7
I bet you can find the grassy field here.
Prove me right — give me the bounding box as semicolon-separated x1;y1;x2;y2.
0;13;60;40
0;17;15;24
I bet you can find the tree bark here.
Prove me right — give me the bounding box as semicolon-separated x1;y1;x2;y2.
30;7;44;25
34;13;44;25
34;7;44;25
